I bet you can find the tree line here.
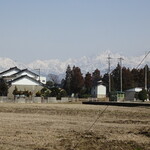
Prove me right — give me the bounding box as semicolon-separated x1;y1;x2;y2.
60;64;149;97
0;64;149;98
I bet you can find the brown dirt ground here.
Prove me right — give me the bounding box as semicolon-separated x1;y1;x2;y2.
0;103;149;150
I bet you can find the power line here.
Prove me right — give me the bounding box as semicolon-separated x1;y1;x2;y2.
135;51;150;91
73;105;109;149
136;51;150;69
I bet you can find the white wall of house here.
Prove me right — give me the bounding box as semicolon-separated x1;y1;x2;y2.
91;84;106;98
37;76;46;84
12;78;40;86
97;85;106;98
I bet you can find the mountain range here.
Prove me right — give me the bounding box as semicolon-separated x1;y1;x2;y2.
0;51;149;79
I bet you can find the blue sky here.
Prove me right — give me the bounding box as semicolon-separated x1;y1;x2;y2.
0;0;150;63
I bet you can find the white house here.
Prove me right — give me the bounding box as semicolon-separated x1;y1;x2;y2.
7;75;44;99
91;81;106;98
0;67;46;99
0;67;46;84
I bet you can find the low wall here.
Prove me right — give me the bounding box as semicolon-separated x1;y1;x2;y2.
60;97;69;103
0;97;96;103
0;96;8;103
47;97;57;103
15;98;26;103
33;97;42;103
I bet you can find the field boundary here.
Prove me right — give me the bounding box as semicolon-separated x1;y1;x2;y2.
82;101;150;107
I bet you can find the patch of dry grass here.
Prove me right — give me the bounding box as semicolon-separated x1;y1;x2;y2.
0;103;149;150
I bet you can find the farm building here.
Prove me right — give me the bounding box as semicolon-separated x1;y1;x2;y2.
91;81;106;98
125;87;142;101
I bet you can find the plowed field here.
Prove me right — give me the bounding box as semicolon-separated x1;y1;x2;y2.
0;103;149;150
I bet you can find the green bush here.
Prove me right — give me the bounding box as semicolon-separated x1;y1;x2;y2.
41;88;51;98
50;87;67;100
60;89;67;97
35;91;41;97
79;94;92;98
138;89;148;101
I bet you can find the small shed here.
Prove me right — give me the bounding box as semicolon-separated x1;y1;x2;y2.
91;81;106;98
125;87;142;101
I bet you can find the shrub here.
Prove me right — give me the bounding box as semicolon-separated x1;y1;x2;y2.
60;89;67;97
13;86;18;96
79;94;92;98
50;87;67;100
36;91;41;97
138;89;148;101
0;78;8;96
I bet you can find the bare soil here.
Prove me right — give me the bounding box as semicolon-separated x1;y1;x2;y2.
0;103;149;150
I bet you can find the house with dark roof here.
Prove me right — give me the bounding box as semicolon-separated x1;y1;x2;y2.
0;67;46;99
0;67;46;84
12;69;39;80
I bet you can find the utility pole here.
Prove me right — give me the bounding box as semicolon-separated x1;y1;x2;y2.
107;55;112;93
118;57;124;92
145;64;148;91
144;51;149;91
136;51;150;91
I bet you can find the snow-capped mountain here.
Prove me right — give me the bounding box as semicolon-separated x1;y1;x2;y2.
0;51;149;79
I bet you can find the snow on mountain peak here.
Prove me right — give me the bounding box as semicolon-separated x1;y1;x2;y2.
0;51;149;78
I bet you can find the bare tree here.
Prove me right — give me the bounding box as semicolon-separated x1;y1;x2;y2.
47;74;59;86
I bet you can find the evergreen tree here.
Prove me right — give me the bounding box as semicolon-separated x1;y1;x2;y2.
138;68;145;87
84;72;92;94
102;73;109;93
122;67;134;90
92;69;101;86
63;65;72;96
71;66;84;95
112;64;120;91
131;68;144;87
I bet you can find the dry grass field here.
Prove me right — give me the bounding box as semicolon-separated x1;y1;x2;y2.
0;103;149;150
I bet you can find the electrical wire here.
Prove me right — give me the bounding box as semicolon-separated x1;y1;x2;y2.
73;105;109;149
136;51;150;69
